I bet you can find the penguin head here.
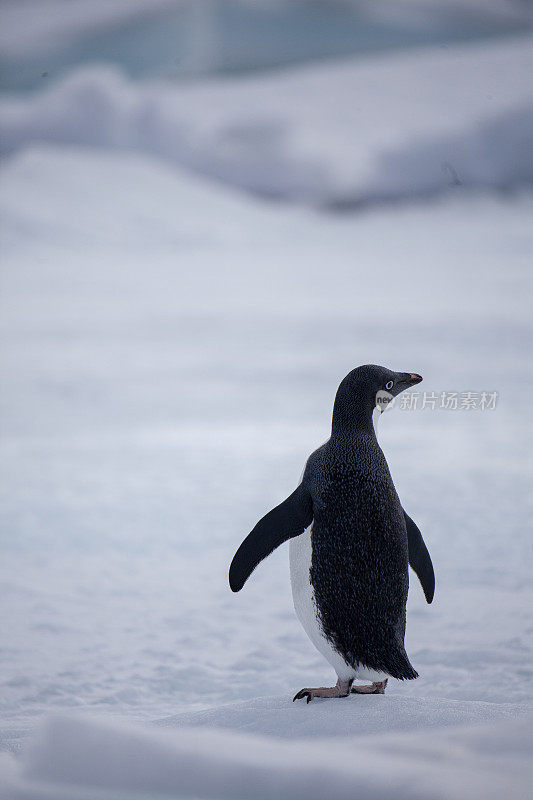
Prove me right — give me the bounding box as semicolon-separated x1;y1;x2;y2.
332;365;422;432
368;365;423;414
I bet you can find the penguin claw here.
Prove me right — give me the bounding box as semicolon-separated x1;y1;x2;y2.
293;680;352;702
293;689;312;702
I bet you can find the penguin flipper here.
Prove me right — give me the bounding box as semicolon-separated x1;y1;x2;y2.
229;484;313;592
404;511;435;603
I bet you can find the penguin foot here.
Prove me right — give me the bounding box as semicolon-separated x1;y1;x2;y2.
293;678;352;703
351;680;388;695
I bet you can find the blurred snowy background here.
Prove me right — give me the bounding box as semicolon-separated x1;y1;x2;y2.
1;2;532;798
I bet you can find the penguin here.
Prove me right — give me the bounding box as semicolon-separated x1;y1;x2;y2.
229;365;435;701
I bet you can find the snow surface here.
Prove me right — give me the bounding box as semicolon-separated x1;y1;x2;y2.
1;140;532;795
1;36;532;204
1;711;532;800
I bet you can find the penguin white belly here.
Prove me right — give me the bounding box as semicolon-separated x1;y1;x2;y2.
289;526;388;683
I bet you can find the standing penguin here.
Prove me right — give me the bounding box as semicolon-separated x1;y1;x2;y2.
229;365;434;701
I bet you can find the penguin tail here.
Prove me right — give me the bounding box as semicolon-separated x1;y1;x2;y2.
395;664;419;681
387;647;419;681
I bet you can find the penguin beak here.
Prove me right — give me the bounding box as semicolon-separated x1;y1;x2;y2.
394;373;423;394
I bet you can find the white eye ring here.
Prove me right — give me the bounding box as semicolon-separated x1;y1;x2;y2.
385;380;394;390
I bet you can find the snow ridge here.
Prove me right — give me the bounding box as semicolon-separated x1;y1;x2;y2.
2;708;532;800
1;36;532;206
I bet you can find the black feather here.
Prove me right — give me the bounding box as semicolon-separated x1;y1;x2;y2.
229;484;313;592
404;511;435;603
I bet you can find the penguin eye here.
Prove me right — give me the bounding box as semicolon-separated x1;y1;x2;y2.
385;380;394;390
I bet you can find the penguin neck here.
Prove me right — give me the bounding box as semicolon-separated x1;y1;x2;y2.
331;389;378;443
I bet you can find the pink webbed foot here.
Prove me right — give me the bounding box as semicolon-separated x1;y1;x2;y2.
293;677;353;703
351;679;388;694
